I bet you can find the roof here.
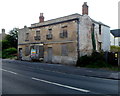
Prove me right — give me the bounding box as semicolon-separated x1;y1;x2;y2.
110;29;120;37
31;13;81;28
30;13;110;29
91;19;110;28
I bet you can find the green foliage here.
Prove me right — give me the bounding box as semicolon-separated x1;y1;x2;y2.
1;40;11;50
5;28;18;49
2;48;17;59
76;52;111;68
1;28;18;59
110;45;120;52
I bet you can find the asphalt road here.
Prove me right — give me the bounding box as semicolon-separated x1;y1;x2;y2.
1;60;119;95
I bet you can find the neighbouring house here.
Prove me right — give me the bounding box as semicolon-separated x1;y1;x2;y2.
0;29;6;40
18;2;110;65
110;29;120;46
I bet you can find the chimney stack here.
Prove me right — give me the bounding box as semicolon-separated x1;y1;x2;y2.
82;2;88;15
39;13;44;23
2;28;5;34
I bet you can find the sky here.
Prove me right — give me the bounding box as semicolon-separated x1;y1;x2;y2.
0;0;119;33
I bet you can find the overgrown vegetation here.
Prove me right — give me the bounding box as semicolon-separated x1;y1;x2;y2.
2;48;17;59
1;28;18;59
110;45;120;52
76;52;120;71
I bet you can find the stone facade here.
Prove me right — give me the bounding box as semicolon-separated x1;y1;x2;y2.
0;29;6;40
18;2;110;65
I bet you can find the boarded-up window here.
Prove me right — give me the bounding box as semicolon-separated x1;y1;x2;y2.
25;33;29;41
61;44;68;56
25;46;29;56
60;26;68;38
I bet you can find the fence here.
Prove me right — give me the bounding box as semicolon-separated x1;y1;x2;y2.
104;52;120;66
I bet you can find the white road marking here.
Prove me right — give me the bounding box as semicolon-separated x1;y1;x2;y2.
0;69;17;75
32;77;90;93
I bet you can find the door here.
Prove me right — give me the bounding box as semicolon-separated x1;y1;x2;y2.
19;48;22;60
39;46;44;58
47;47;52;63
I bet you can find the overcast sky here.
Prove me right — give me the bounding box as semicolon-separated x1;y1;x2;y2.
0;0;119;33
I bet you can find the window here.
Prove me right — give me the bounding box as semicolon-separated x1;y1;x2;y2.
60;26;68;38
63;29;68;37
36;30;40;36
119;42;120;46
48;28;52;34
46;28;53;40
61;44;68;56
25;33;29;41
99;24;101;35
34;30;40;40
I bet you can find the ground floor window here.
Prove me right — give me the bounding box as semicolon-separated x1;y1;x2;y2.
61;44;68;56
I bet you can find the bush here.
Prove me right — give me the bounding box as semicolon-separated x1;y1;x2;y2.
76;52;111;68
110;45;120;52
2;48;17;59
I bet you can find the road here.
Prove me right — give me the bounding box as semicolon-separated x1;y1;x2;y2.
1;60;119;95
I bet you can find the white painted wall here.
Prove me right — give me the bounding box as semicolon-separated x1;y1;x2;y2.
110;33;119;46
102;26;110;51
79;15;93;56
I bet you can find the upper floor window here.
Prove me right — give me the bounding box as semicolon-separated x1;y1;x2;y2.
99;24;101;35
48;28;52;34
36;30;40;36
34;30;40;40
60;26;68;38
25;33;29;41
46;28;53;40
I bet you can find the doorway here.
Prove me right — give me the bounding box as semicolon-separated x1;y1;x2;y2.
47;47;52;63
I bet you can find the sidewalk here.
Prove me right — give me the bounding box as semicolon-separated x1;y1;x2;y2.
2;59;120;80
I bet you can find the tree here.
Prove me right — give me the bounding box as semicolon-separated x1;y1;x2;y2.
1;40;11;50
5;28;18;48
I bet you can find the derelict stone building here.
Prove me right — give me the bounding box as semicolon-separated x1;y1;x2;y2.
18;2;110;65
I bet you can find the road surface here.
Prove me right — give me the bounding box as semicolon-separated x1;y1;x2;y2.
1;60;119;95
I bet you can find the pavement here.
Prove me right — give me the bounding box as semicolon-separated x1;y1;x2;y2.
2;59;120;80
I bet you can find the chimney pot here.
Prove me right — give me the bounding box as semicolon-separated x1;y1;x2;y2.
82;2;89;15
2;28;5;33
39;13;44;23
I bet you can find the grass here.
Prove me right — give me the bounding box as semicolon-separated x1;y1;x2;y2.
111;45;120;52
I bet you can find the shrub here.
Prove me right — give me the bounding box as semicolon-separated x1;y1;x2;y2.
76;52;111;68
2;48;17;59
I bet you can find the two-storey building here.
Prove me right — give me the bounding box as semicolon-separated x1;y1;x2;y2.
18;2;110;65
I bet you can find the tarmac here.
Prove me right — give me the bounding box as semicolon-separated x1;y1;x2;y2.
2;59;120;80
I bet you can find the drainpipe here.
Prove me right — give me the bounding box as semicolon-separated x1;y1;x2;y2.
77;19;80;60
